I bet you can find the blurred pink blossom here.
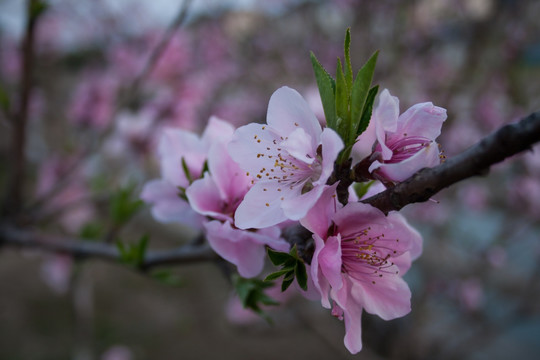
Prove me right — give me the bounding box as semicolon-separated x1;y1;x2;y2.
101;345;133;360
459;278;484;311
141;117;234;229
40;255;73;294
68;73;117;130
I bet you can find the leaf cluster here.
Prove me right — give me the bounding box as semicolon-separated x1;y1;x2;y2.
233;275;279;322
264;245;308;292
116;234;149;267
311;28;379;163
110;184;144;226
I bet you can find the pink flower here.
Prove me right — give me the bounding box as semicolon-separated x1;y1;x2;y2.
301;185;422;354
228;86;344;229
186;130;288;277
141;116;234;229
368;89;447;183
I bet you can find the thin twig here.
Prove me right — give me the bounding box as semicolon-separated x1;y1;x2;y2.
121;0;193;107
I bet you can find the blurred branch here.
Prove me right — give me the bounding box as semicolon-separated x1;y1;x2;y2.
0;223;218;269
360;110;540;214
4;0;44;215
122;0;193;106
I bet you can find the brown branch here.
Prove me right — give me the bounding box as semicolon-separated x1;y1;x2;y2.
0;223;218;269
360;110;540;213
4;0;42;215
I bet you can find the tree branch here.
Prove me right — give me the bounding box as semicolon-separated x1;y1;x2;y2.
4;0;43;215
0;223;218;269
361;110;540;213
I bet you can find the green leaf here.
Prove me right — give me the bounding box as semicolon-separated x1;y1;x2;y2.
264;268;293;282
295;262;308;291
79;222;102;241
335;58;349;137
233;275;279;322
356;85;379;137
151;270;184;287
135;234;149;265
267;247;292;266
288;244;298;258
115;234;150;267
344;28;353;91
110;184;144;226
310;52;336;129
350;51;379;144
353;180;376;200
282;269;295;282
281;277;294;292
181;157;193;184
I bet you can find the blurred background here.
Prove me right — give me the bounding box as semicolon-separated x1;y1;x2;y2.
1;0;540;359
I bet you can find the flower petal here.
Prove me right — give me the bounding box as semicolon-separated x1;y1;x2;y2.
374;89;400;160
234;182;288;229
158;128;206;187
319;234;343;290
370;141;441;182
281;181;325;221
351;272;411;320
267;86;322;147
207;140;251;205
201;116;235;147
228;123;281;175
280;127;315;164
311;233;332;308
300;183;339;238
394;102;447;141
186;173;231;222
331;277;364;354
141;179;203;228
316;128;344;186
205;220;266;278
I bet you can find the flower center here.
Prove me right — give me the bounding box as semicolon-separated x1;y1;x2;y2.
340;227;401;285
377;135;432;163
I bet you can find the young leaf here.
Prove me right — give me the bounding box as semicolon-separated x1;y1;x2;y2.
356;85;379;137
281;277;294;292
344;28;353;91
295;262;308;291
110;184;144;226
264;268;293;282
135;234;149;266
151;270;184;287
353;180;376;200
233;275;279;322
310;52;336;129
79;222;102;241
335;58;349;137
181;157;193;184
350;51;379;144
267;247;292;266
